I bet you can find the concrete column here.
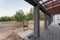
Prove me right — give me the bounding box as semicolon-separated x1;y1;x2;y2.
33;6;40;40
44;14;48;30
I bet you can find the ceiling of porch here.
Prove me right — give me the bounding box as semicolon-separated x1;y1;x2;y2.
39;0;60;15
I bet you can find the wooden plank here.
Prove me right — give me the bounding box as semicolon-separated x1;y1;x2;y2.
40;24;60;40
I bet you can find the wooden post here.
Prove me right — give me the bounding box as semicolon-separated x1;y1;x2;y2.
44;14;48;29
51;16;53;22
48;16;51;26
33;6;40;40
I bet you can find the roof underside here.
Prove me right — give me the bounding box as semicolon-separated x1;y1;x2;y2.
39;0;60;15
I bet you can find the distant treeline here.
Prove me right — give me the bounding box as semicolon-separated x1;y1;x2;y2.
0;8;44;22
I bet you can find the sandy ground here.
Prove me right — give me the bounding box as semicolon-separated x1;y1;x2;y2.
28;20;44;30
0;20;44;40
0;27;23;40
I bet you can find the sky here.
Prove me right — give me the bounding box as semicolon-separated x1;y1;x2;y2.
0;0;33;17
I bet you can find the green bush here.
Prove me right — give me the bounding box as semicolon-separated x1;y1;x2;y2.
0;16;13;21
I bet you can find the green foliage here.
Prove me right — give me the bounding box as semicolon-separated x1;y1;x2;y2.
27;13;34;20
14;10;26;21
40;11;44;20
26;8;34;20
0;16;13;21
26;9;44;20
0;8;44;22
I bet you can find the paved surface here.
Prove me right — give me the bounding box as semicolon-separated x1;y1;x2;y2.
40;23;60;40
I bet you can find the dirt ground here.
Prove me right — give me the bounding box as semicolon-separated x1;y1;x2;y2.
28;20;44;30
0;20;44;40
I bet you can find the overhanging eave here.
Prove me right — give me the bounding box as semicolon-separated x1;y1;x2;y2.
25;0;37;6
24;0;51;17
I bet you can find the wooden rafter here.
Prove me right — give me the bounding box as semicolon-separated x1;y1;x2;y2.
40;0;60;15
25;0;51;16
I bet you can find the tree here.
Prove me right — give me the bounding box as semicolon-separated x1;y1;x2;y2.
26;8;44;20
0;16;13;21
40;11;44;20
26;8;34;20
14;10;26;21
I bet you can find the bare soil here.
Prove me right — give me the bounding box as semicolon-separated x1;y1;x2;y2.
0;20;44;40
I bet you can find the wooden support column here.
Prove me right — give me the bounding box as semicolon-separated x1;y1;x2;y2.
33;6;40;40
44;14;48;29
51;16;53;22
48;16;51;26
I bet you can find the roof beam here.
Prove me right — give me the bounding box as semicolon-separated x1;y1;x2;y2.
42;0;60;8
25;0;51;17
25;0;37;6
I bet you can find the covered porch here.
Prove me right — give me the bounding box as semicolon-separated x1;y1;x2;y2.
24;0;60;40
